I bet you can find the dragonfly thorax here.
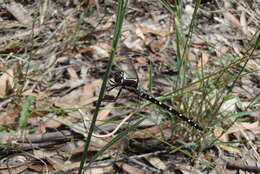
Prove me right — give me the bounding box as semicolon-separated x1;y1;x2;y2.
113;71;138;88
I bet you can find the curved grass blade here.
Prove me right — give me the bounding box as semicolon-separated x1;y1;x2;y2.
84;117;146;170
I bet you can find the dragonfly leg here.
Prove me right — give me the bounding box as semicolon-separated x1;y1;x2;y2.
114;87;123;101
107;79;118;91
107;85;118;92
108;79;116;86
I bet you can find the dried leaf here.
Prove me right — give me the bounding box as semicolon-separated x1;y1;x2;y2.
214;125;244;153
3;2;33;26
89;44;110;59
123;37;144;51
224;12;241;29
0;105;20;127
28;163;54;173
97;103;114;122
241;121;260;135
188;51;197;61
67;67;79;81
136;56;147;64
45;117;62;129
175;164;203;174
1;165;28;174
240;11;249;36
145;156;166;170
149;38;165;53
197;52;209;68
80;79;102;105
218;46;230;57
220;97;238;113
117;162;150;174
139;25;171;36
53;88;82;108
135;26;145;40
0;67;15;98
131;121;169;139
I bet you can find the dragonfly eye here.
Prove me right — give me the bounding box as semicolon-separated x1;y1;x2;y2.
113;71;125;84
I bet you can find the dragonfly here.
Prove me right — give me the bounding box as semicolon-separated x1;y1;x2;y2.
108;71;204;131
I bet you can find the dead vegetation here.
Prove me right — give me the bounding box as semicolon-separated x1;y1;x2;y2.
0;0;259;173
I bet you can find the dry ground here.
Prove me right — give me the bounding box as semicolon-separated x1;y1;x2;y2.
0;0;259;174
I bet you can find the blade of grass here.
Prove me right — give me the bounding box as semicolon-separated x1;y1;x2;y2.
78;1;128;173
160;0;201;89
181;0;201;60
227;32;260;93
140;128;215;171
162;54;257;100
208;33;260;130
209;111;256;127
147;61;153;93
19;96;35;128
160;0;184;86
84;117;146;169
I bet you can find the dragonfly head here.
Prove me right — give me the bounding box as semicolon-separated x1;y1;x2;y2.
112;71;125;85
109;71;138;90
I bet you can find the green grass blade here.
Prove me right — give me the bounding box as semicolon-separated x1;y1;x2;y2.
78;1;128;173
19;96;35;128
147;62;153;92
85;117;146;169
209;111;256;127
